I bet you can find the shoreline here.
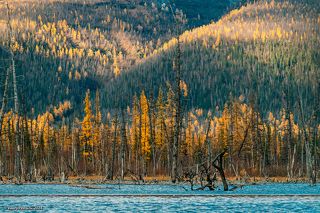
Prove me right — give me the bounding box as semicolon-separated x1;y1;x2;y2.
0;176;316;185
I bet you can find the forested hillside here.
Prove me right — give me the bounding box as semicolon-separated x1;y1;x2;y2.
0;0;239;116
0;0;188;115
108;0;320;116
0;0;319;184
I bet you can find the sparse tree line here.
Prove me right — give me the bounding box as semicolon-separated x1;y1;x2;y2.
0;84;318;184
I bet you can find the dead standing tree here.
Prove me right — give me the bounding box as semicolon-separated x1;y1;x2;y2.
109;113;118;180
120;110;127;180
297;85;316;185
4;2;22;183
193;118;229;191
168;2;185;183
212;149;229;191
0;55;10;178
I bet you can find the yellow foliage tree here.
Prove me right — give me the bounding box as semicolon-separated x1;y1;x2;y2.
80;90;94;158
112;48;121;77
140;91;151;160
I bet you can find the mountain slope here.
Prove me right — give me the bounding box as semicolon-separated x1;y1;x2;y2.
0;0;243;116
104;0;319;116
0;0;185;115
0;0;319;119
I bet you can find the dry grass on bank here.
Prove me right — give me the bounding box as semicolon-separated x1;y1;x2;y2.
1;175;311;185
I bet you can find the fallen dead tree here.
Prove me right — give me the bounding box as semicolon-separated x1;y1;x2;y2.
183;148;229;191
195;164;216;191
184;170;196;190
126;170;145;185
69;184;115;190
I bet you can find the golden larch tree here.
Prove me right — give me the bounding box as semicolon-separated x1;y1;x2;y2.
140;91;151;160
81;89;94;158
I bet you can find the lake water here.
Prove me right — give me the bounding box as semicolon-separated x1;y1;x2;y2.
0;183;319;212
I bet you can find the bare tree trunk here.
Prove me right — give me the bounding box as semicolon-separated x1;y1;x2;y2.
147;94;156;177
46;113;52;181
312;136;317;185
297;87;313;183
0;64;10;179
71;123;75;173
101;127;105;176
120;111;127;180
23;113;32;182
172;38;182;183
290;145;296;179
213;149;228;191
0;68;10;127
204;117;212;168
312;82;319;185
300;130;304;176
138;105;143;179
110;114;118;180
6;2;21;183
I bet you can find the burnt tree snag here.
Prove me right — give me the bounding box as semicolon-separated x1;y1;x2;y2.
212;149;228;191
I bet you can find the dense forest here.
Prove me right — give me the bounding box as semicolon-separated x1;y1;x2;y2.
0;0;240;116
0;0;319;185
0;0;187;115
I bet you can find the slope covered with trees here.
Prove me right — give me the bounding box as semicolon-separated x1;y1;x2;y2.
108;0;319;116
0;0;318;184
0;0;187;115
0;0;240;116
